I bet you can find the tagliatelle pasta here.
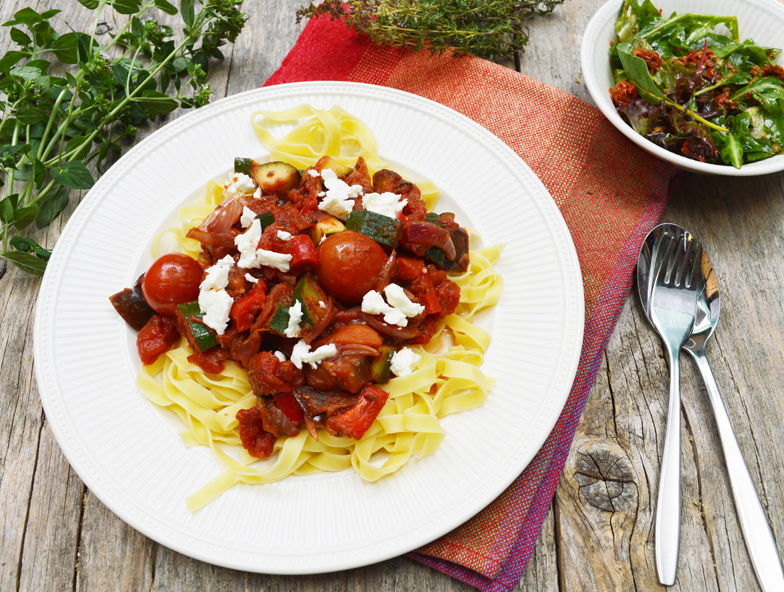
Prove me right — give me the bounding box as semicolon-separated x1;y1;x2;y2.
135;105;504;511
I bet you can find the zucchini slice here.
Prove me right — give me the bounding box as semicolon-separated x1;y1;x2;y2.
310;215;346;244
346;210;403;248
177;301;219;352
251;161;301;195
371;345;395;383
292;272;330;330
315;155;352;177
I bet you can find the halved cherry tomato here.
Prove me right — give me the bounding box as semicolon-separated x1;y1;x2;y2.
396;256;424;281
318;324;383;348
229;281;268;332
272;391;304;425
142;253;203;316
288;234;319;272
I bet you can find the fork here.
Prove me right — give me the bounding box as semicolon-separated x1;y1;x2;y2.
648;228;701;586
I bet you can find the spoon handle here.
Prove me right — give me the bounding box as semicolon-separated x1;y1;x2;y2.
690;350;784;591
656;345;682;586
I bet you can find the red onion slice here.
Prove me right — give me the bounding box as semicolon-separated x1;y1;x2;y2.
405;222;456;260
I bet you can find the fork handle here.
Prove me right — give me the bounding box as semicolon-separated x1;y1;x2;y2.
690;350;784;591
656;345;682;586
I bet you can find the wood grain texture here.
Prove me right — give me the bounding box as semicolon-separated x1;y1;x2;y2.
1;0;783;590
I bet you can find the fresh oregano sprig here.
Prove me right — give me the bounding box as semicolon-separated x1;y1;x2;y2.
0;0;247;276
296;0;564;59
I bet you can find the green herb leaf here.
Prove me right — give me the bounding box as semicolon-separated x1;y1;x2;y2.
181;0;195;27
51;161;95;190
9;27;31;47
0;50;25;72
112;0;142;16
51;32;81;64
10;8;43;27
154;0;178;16
36;185;68;228
13;204;38;230
2;250;47;275
15;107;44;125
0;196;14;223
77;0;100;9
731;77;784;107
139;90;178;115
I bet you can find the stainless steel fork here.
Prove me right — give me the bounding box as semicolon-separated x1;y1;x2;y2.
647;227;702;586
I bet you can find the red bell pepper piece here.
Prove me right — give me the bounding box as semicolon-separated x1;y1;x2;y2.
325;384;389;440
272;391;304;425
229;281;268;332
417;270;443;315
288;234;319;272
299;194;318;216
396;256;424;281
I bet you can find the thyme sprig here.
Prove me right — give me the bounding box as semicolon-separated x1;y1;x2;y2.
0;0;247;276
296;0;563;58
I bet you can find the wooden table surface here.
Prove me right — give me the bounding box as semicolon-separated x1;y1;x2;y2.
2;1;784;590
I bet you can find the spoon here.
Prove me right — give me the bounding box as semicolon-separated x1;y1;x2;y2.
639;223;784;590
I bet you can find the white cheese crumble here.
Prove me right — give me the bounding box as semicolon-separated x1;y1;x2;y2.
235;219;263;269
240;206;256;228
290;340;338;370
318;300;327;309
363;192;407;219
198;289;234;335
223;172;257;198
361;290;407;327
277;230;293;241
244;273;258;284
390;347;421;377
317;168;363;220
274;351;287;362
198;255;236;335
384;283;425;318
199;255;234;291
256;249;292;272
253;187;261;199
284;301;303;338
308;169;320;177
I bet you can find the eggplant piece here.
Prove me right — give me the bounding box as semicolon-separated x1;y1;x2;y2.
109;274;156;331
425;228;470;272
251;161;301;195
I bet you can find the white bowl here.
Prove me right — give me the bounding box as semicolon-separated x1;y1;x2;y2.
581;0;784;176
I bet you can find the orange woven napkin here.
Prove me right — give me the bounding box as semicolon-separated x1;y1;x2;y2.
265;15;677;591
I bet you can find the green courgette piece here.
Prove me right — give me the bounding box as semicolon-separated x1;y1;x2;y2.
292;272;330;329
345;210;403;248
251;161;301;195
268;305;291;334
371;345;395;383
177;301;219;352
255;211;275;232
316;155;352;177
234;157;255;176
425;246;447;267
426;212;442;226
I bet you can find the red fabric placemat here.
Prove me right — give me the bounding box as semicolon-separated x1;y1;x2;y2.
265;15;677;592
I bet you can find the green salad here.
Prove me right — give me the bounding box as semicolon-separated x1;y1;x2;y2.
609;0;784;168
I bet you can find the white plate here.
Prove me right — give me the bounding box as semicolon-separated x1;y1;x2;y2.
582;0;784;176
34;82;584;574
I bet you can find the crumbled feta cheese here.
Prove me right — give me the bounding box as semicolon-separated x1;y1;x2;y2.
308;169;320;177
200;255;234;291
319;235;327;245
390;347;421;377
256;249;292;272
284;301;303;338
277;230;293;241
384;283;425;318
363;192;407;219
253;187;261;199
361;290;407;327
290;340;338;369
245;273;258;284
223;172;257;198
198;287;233;335
274;351;287;362
235;219;263;269
240;206;256;228
317;168;363;220
317;191;326;197
318;301;327;309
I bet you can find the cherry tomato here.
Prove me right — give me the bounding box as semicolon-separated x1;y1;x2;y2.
316;231;386;303
142;253;203;316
